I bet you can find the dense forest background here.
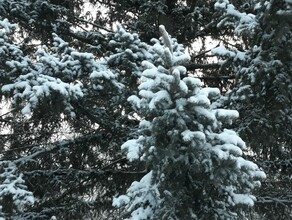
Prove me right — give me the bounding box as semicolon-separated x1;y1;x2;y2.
0;0;291;219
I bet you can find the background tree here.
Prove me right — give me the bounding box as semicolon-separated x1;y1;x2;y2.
214;0;292;218
0;16;145;219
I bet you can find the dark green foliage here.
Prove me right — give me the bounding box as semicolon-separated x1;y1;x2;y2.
215;0;292;218
0;0;290;219
0;12;141;219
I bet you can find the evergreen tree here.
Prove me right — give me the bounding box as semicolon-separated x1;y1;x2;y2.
0;18;139;219
113;25;265;220
0;161;34;218
0;0;108;53
214;0;292;218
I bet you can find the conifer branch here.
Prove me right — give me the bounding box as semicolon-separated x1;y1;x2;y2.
159;25;173;54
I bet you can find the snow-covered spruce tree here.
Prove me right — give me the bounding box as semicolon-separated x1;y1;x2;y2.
113;25;265;219
214;0;292;218
0;161;34;218
215;0;292;160
0;18;130;219
0;18;34;219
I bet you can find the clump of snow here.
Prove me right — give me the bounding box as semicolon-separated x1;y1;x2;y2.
212;46;246;61
183;77;202;87
148;90;172;110
113;171;161;220
139;120;152;129
188;95;211;107
112;195;130;208
226;185;256;206
216;129;246;149
212;46;236;57
121;137;144;161
90;70;116;79
236;157;259;171
173;54;191;66
194;106;216;123
215;0;257;34
181;130;206;142
0;18;16;33
128;95;142;109
0;162;34;211
216;109;239;124
212;143;243;161
200;87;220;99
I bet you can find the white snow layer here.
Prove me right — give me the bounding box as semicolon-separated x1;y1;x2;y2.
226;185;256;206
0;162;34;208
121;136;145;161
212;46;246;61
181;130;206;142
216;129;246;149
113;171;161;220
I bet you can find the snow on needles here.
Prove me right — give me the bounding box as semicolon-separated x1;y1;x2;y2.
215;0;258;34
121;138;144;162
113;171;161;220
1;19;121;117
0;162;34;209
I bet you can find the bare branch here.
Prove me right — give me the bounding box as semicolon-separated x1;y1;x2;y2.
256;197;292;205
186;63;221;71
74;17;113;33
196;75;235;80
10;133;101;165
